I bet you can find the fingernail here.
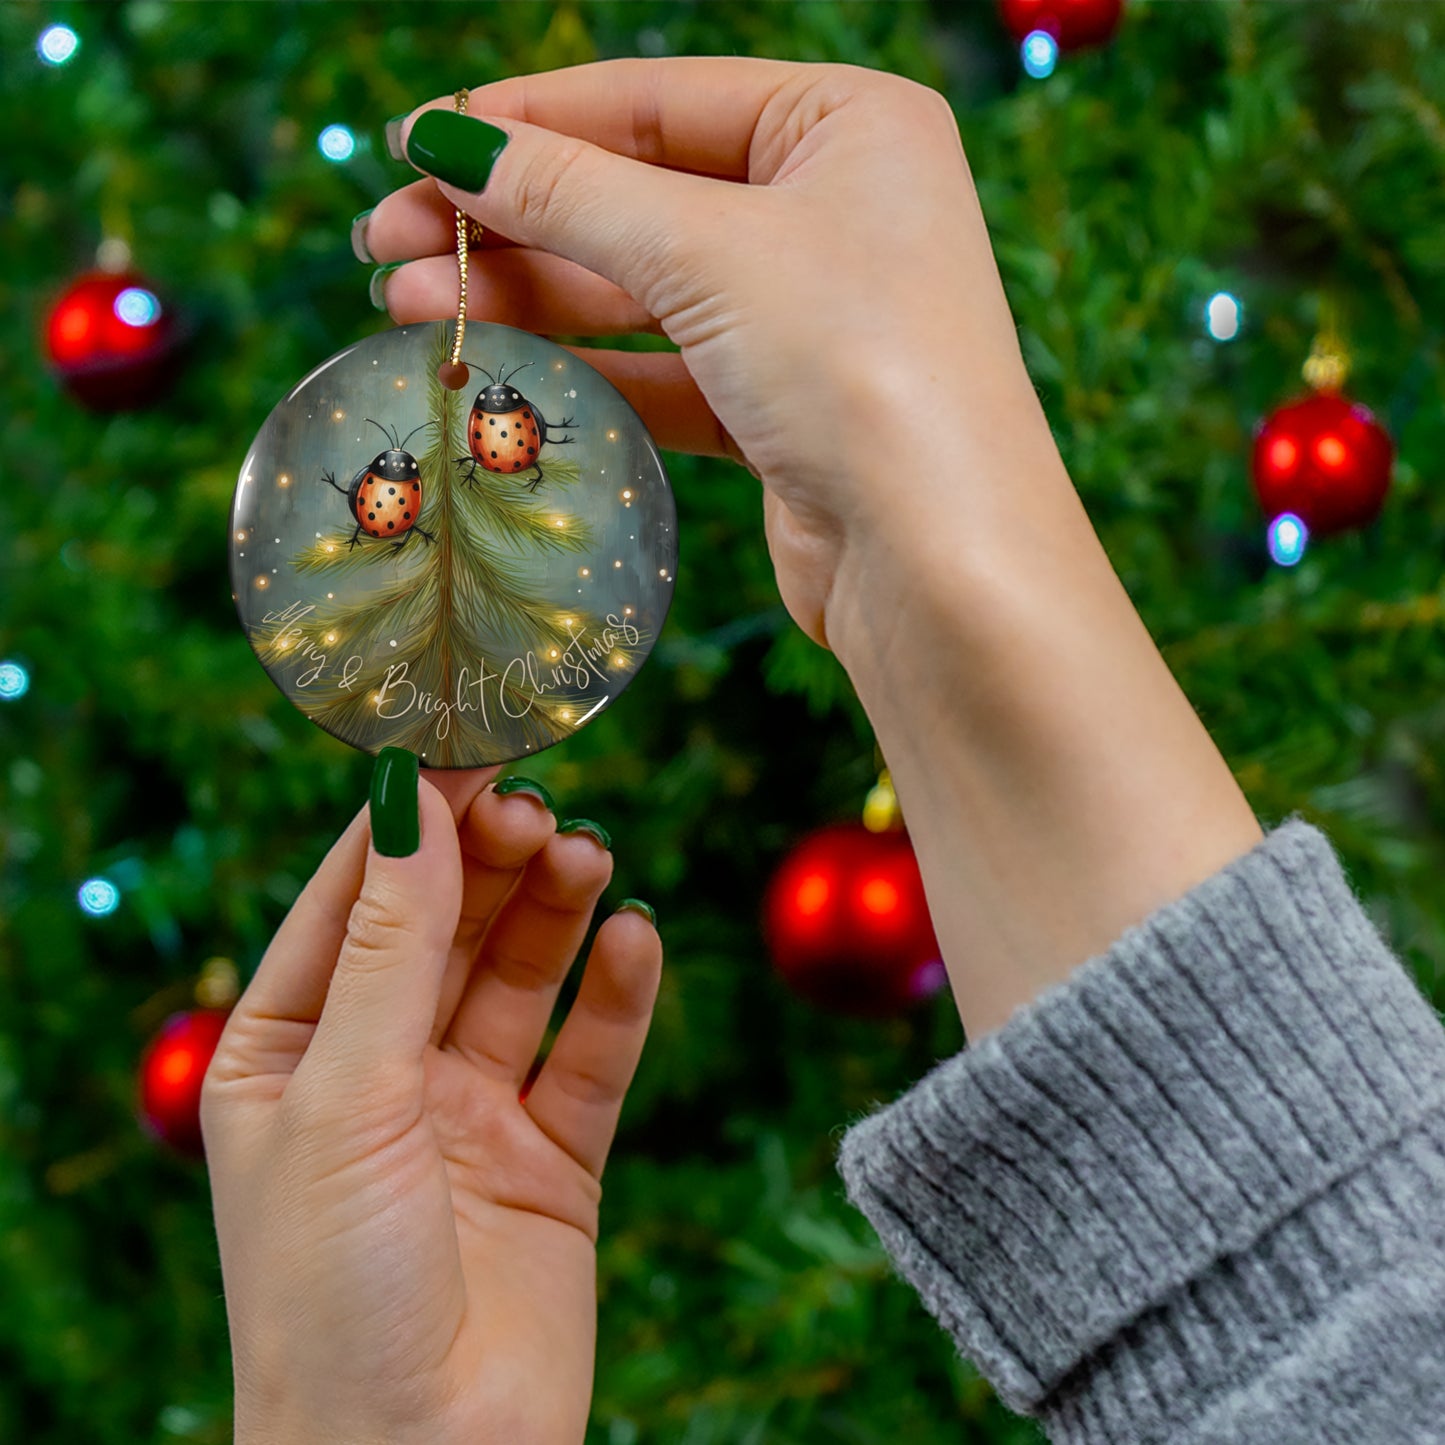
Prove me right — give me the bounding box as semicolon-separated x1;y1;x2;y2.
384;114;409;162
370;747;420;857
558;818;612;851
493;775;555;811
616;898;656;926
350;208;375;264
369;261;404;311
405;110;510;192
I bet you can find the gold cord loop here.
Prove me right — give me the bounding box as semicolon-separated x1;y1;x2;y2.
439;88;483;387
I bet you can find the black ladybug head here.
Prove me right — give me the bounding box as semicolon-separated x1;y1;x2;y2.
371;448;419;480
475;361;533;414
364;418;428;476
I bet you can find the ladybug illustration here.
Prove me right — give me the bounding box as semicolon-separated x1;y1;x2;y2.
324;420;435;551
458;362;576;492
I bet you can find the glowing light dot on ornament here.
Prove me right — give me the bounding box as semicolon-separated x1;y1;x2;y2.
859;876;901;918
114;288;161;328
1267;436;1298;476
78;877;120;917
795;873;831;918
1205;292;1241;342
37;24;79;65
0;661;29;701
1316;434;1347;469
159;1046;199;1087
318;124;356;162
1021;30;1059;78
1268;512;1309;568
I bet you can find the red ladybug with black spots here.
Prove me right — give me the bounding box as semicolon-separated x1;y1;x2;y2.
324;420;435;551
458;362;575;492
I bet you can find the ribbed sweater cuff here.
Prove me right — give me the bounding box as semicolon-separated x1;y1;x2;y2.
836;816;1445;1423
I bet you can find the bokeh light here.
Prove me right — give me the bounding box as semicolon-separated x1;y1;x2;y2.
1205;291;1242;341
318;124;356;162
78;878;121;917
0;661;29;700
1021;30;1059;79
114;287;162;328
37;24;79;66
1267;512;1308;567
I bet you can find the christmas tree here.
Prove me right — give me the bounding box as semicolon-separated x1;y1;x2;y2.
2;4;1443;1443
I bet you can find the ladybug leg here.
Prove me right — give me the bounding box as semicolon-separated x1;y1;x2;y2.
454;454;480;488
412;525;437;545
347;524;364;551
525;462;545;492
322;469;349;496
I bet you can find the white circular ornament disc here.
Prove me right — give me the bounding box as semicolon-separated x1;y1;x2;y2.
230;322;676;766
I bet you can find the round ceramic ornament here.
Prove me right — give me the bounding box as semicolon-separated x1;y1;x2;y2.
230;319;676;766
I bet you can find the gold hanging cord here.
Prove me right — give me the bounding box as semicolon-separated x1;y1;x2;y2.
440;89;486;388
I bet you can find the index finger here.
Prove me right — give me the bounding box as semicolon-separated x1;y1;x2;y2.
402;55;810;182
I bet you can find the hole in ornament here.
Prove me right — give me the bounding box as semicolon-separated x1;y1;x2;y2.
438;360;470;390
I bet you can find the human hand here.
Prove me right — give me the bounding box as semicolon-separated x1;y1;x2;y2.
202;755;662;1445
360;57;1065;662
360;60;1260;1048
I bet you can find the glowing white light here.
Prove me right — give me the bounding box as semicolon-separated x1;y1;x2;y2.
1267;512;1308;567
318;125;356;162
38;24;79;65
1021;30;1058;79
114;287;161;328
1205;292;1242;342
0;661;30;700
78;878;120;917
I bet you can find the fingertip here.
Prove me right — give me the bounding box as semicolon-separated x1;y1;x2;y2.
421;765;503;826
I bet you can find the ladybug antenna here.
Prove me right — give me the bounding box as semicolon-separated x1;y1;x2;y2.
501;361;534;387
365;417;400;450
476;364;498;386
397;421;431;451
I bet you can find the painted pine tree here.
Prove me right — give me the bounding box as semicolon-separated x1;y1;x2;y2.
256;325;644;765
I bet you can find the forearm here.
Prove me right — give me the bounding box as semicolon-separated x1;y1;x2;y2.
827;397;1262;1040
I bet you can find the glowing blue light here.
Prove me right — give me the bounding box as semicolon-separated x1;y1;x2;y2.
0;661;29;700
38;24;79;66
1267;512;1309;567
1021;30;1059;79
1205;291;1242;342
114;287;161;328
78;878;121;917
318;125;357;162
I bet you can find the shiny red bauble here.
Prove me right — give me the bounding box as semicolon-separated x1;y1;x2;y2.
44;269;181;410
1251;392;1393;537
998;0;1124;49
763;823;945;1017
137;1009;230;1157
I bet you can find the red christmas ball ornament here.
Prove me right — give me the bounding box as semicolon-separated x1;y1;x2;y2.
137;1008;230;1157
763;822;945;1017
998;0;1124;50
1251;391;1393;538
44;268;181;410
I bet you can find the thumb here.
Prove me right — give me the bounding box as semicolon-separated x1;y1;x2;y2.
397;107;740;318
301;749;463;1091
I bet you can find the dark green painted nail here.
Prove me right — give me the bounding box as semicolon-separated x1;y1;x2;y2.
494;775;555;811
617;898;656;926
558;818;612;850
404;110;510;192
350;208;375;264
369;261;404;311
384;114;409;162
370;747;420;857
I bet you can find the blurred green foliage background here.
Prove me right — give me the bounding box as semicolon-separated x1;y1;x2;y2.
2;2;1444;1441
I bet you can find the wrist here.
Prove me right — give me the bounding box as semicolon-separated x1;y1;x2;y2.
826;439;1262;1039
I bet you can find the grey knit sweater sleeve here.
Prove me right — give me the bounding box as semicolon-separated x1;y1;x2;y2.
836;816;1445;1443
